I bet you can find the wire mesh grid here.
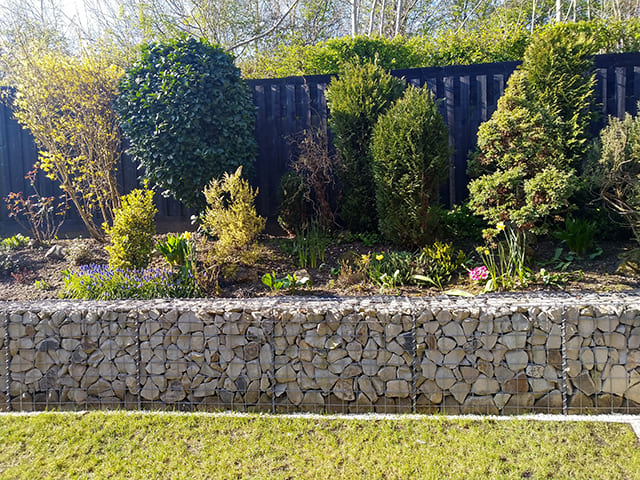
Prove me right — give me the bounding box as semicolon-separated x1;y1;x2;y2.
2;299;640;415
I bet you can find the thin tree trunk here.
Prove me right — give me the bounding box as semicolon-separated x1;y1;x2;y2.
379;0;386;35
530;0;536;32
351;0;358;37
556;0;561;22
394;0;402;36
368;0;378;35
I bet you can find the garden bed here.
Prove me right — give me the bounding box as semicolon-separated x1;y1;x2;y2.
0;234;639;301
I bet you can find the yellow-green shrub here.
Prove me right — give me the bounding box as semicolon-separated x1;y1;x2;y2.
104;188;157;270
201;166;265;262
8;48;124;241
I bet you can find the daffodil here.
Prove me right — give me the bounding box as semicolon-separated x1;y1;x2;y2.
183;231;192;240
496;222;505;231
376;254;384;261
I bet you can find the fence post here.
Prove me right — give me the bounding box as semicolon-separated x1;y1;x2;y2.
4;312;9;412
561;306;567;415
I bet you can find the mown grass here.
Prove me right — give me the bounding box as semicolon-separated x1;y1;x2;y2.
0;412;638;479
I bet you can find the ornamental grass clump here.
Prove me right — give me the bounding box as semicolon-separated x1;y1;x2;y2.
477;223;531;292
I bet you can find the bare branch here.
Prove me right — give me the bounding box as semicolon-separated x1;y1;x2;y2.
225;0;301;52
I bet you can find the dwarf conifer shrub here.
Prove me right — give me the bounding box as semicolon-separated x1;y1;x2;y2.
326;60;405;233
372;86;450;247
468;26;596;235
201;166;265;262
104;188;157;270
115;36;257;210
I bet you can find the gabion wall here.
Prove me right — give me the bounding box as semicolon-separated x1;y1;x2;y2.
2;293;640;414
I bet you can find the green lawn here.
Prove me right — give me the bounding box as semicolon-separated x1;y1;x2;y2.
0;412;638;479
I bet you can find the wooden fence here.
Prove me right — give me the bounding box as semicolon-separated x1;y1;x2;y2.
1;52;639;237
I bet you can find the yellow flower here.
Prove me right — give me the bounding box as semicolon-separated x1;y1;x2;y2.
361;254;369;262
376;254;384;261
183;231;192;240
496;222;505;231
483;248;490;256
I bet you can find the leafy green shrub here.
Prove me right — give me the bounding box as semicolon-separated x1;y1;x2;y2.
327;60;405;233
413;241;467;290
201;166;265;263
590;108;640;244
440;203;485;243
104;188;157;270
467;23;596;235
364;251;416;289
115;36;257;210
409;25;530;67
242;19;640;79
372;85;450;247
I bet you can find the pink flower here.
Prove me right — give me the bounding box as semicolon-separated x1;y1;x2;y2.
469;266;489;282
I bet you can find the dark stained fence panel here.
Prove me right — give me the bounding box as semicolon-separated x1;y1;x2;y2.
1;53;640;236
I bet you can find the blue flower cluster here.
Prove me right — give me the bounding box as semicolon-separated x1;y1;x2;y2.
61;263;202;300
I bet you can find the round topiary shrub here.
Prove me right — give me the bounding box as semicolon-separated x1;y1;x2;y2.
115;36;257;210
372;85;450;247
326;60;405;233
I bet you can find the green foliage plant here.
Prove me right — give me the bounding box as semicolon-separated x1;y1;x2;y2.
292;223;329;269
590;107;640;244
553;217;598;255
156;231;198;289
7;49;123;241
0;234;30;251
363;251;416;288
372;85;450;247
326;60;405;233
413;241;467;290
104;188;157;271
468;23;597;235
478;223;530;292
261;271;311;293
200;166;265;263
115;36;257;210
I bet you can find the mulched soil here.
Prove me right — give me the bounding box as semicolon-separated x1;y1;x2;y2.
0;234;639;301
